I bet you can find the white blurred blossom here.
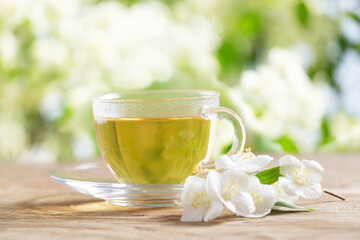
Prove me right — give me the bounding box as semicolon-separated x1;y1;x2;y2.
0;0;220;161
340;18;360;44
46;0;219;90
335;49;360;118
230;48;326;152
0;31;18;68
72;134;95;159
329;113;360;151
315;0;360;18
0;0;30;28
32;38;69;68
0;120;28;160
40;90;64;121
291;42;314;69
1;0;355;161
3;0;219;90
20;143;56;163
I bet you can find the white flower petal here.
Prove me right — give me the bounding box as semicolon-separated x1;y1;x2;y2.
229;154;241;162
216;152;272;173
302;160;324;183
222;199;237;214
229;155;249;171
246;184;277;218
273;181;299;203
247;175;262;191
298;183;322;198
181;207;206;222
229;192;256;216
206;170;222;200
204;201;223;222
302;160;324;173
221;168;250;191
215;155;235;170
218;169;252;214
250;155;273;170
279;155;302;179
257;155;274;161
279;177;299;197
181;174;224;222
279;155;302;166
241;165;261;173
181;176;205;205
234;155;272;173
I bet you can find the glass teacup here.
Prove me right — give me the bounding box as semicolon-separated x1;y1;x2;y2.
93;90;245;185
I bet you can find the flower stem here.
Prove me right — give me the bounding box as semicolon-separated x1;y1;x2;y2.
324;190;346;201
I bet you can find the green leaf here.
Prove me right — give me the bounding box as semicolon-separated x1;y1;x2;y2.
295;1;309;27
346;12;360;24
320;117;333;145
217;38;244;73
237;12;262;37
276;136;299;154
356;44;360;55
275;201;315;212
255;166;280;185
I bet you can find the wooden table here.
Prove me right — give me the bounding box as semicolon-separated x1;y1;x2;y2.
1;155;360;239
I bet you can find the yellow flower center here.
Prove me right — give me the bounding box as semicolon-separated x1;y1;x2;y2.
273;181;282;198
222;178;240;200
237;148;255;164
295;167;313;185
191;191;210;209
250;190;263;207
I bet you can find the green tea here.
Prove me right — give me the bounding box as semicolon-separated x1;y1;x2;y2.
94;117;215;184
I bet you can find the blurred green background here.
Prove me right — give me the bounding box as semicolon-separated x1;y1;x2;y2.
1;0;360;162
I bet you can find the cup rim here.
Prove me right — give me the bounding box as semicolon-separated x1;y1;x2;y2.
93;89;220;103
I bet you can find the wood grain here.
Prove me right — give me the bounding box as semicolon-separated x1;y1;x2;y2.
1;155;360;240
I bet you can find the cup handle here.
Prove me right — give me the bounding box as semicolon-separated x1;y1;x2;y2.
199;106;246;169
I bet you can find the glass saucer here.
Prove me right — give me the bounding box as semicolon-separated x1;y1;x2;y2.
51;161;184;207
